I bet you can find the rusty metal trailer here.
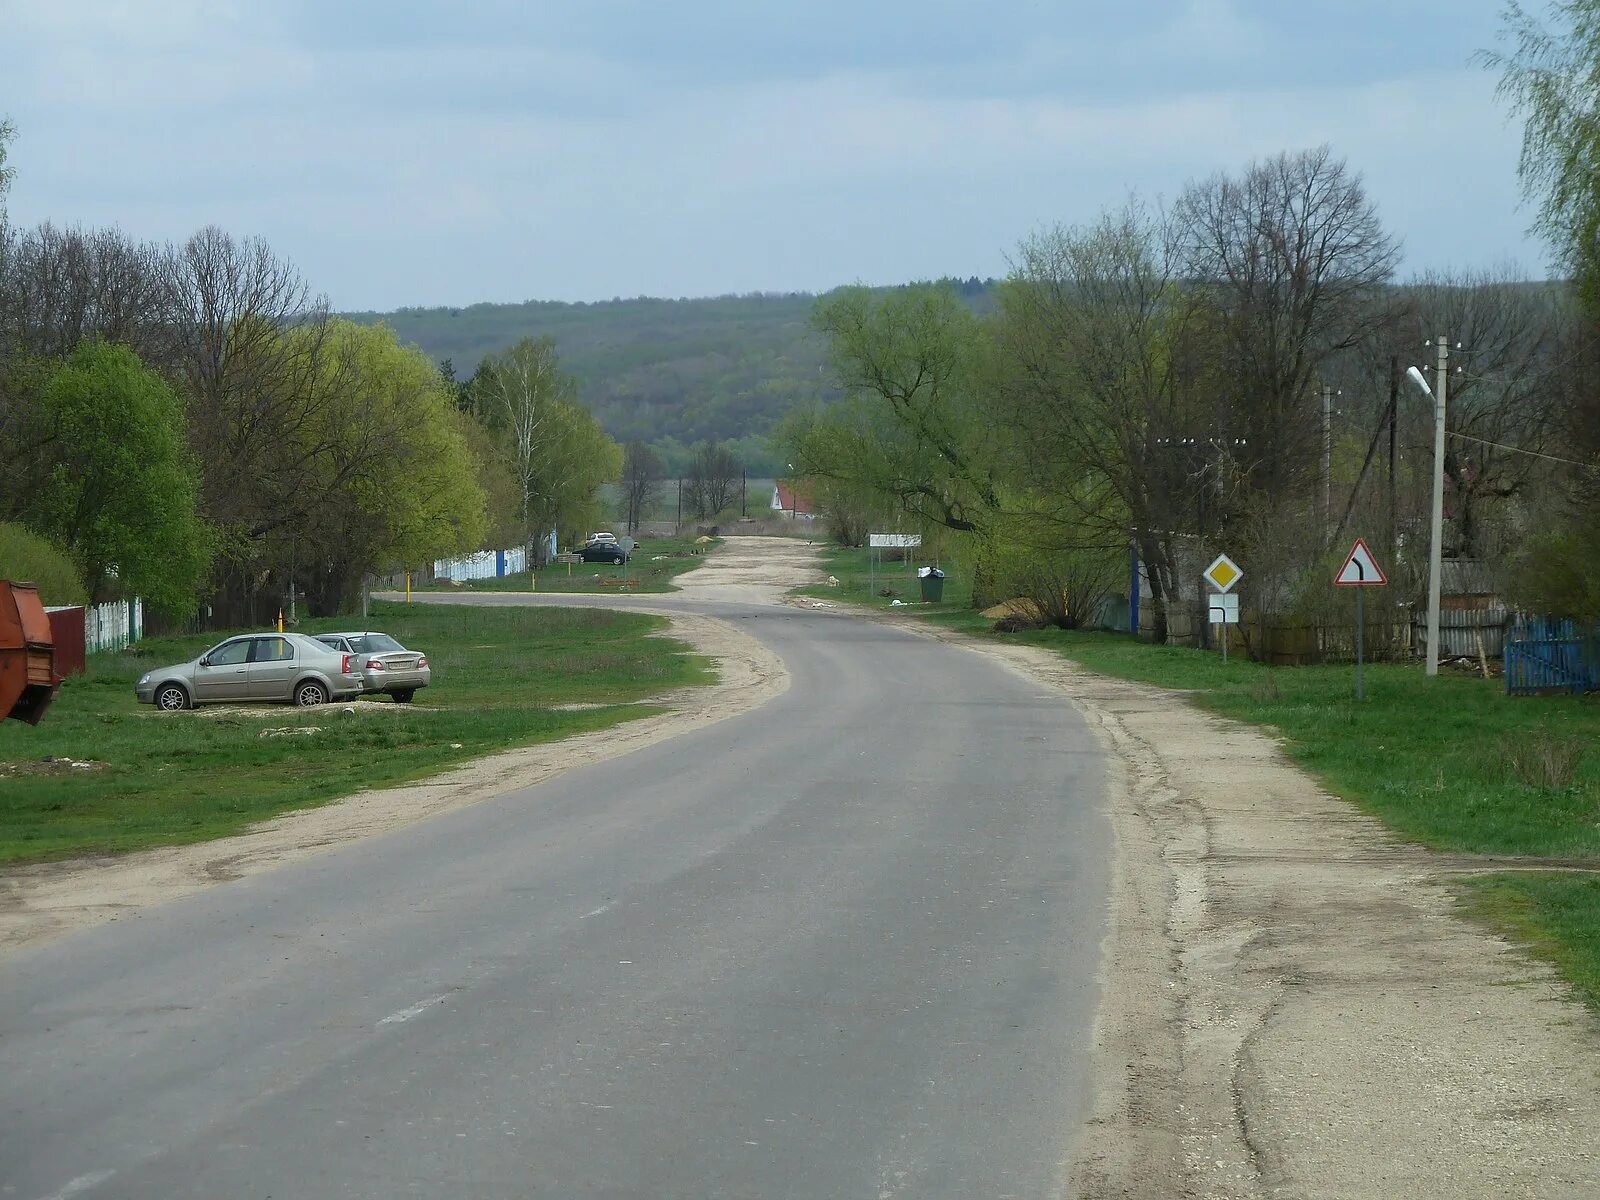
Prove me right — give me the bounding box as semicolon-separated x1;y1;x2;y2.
1;580;62;724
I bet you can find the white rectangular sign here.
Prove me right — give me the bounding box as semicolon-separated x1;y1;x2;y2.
868;534;922;548
1208;593;1240;625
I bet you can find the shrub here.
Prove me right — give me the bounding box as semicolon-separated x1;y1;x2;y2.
1502;732;1586;792
0;522;86;605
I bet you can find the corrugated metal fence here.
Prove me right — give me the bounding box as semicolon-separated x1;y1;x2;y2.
432;546;528;582
1504;616;1600;695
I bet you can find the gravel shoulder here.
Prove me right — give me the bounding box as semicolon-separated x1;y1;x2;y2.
883;615;1600;1199
0;611;787;954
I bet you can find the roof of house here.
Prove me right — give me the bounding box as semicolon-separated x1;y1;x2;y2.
774;481;817;515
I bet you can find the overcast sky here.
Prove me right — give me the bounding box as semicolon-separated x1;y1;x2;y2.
2;0;1543;311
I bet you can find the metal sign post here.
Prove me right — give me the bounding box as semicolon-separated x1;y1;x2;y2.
1203;554;1243;663
869;534;921;599
1208;592;1240;661
1335;538;1388;702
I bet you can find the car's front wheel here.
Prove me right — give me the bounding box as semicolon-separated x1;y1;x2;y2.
294;680;329;707
154;683;189;712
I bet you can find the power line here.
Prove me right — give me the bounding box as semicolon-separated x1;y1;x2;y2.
1447;429;1600;470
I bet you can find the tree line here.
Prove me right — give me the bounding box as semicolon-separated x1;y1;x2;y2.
0;123;617;625
785;135;1596;636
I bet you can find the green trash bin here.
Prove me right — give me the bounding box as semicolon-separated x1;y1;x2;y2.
918;567;946;603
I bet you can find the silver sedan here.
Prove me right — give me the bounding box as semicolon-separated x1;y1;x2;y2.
134;632;366;711
314;631;431;703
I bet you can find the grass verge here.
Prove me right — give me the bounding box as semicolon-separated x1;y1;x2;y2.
795;545;974;612
0;601;711;865
1457;873;1600;1009
423;536;721;595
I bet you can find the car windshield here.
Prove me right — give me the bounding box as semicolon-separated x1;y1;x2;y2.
350;634;405;654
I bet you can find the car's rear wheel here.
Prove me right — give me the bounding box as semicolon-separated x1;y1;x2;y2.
294;680;329;707
154;683;189;712
391;689;415;704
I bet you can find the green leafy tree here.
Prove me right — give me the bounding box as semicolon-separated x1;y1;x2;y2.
25;342;211;616
477;337;620;557
805;284;1000;533
287;321;488;613
1483;5;1600;618
1482;2;1600;308
0;115;13;231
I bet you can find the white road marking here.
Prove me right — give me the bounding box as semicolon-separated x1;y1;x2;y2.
31;1169;116;1200
581;904;612;919
377;994;450;1025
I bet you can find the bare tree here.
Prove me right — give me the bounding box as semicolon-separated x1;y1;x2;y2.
683;439;740;518
619;440;662;533
1394;270;1562;556
1177;147;1399;506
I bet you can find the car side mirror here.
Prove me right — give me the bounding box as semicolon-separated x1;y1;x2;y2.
198;655;212;668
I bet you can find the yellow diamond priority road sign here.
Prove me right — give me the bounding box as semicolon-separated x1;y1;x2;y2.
1204;553;1243;594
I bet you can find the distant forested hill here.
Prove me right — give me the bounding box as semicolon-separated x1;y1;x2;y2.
345;279;996;467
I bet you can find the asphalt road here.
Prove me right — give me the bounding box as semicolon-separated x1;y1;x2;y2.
1;587;1109;1199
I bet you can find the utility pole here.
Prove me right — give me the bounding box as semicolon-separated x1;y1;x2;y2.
1387;356;1398;567
676;477;682;533
741;470;747;518
1322;384;1333;544
1425;336;1449;677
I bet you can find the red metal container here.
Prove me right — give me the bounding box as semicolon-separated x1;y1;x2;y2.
46;606;87;678
0;580;62;724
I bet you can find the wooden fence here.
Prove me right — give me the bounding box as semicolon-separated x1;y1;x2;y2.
1504;617;1600;695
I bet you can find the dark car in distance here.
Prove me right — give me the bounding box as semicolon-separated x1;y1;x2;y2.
578;539;629;564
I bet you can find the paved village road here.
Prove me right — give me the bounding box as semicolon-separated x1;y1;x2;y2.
1;541;1110;1199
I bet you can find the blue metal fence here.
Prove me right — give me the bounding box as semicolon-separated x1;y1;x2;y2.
1504;616;1600;695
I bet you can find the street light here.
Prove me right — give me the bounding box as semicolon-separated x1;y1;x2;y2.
1406;349;1448;677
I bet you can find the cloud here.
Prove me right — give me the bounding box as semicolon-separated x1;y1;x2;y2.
0;1;1541;307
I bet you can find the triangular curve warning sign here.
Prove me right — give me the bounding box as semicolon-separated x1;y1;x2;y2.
1335;538;1387;586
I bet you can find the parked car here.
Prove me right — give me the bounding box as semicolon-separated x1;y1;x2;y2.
135;632;365;711
579;539;630;564
588;531;618;544
314;631;431;703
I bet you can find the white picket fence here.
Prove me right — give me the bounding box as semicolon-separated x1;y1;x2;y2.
432;546;528;582
85;597;143;654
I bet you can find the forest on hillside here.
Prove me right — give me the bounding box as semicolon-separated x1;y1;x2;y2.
345;278;997;472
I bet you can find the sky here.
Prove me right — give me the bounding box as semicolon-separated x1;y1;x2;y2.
1;0;1546;311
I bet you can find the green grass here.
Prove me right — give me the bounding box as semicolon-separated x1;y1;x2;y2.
0;601;710;865
1458;873;1600;1008
422;536;722;595
796;545;974;611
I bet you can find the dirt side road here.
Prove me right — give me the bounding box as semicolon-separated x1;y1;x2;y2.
908;623;1600;1198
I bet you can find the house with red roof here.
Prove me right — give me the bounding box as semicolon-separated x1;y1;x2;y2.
771;480;817;519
